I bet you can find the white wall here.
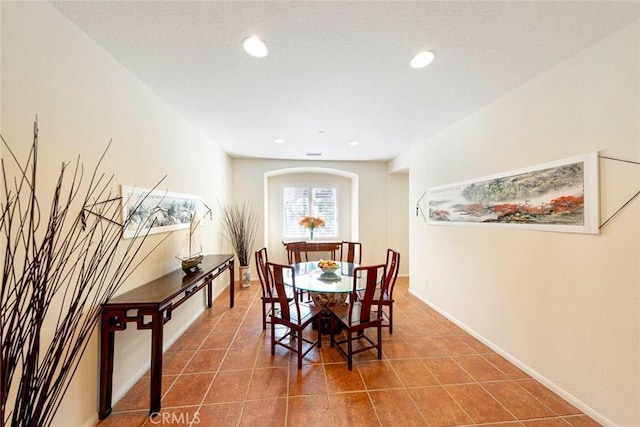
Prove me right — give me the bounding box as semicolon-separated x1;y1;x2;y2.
1;3;231;426
232;158;409;274
407;21;639;426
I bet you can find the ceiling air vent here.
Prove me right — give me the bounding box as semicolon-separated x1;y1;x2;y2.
306;152;322;157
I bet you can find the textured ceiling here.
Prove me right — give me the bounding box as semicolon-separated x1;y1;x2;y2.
52;1;640;162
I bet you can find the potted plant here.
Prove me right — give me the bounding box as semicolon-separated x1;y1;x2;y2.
219;201;258;287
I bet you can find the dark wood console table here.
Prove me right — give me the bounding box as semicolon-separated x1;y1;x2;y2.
98;254;234;419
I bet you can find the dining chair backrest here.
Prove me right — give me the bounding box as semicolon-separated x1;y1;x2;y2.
348;264;385;326
266;262;299;321
384;249;400;297
286;241;308;264
255;247;269;298
340;241;362;264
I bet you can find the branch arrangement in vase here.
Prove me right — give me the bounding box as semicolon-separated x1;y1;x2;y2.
219;201;258;267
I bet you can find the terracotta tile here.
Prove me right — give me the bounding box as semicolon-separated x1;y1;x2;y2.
452;354;508;381
382;338;418;359
393;323;428;339
168;332;207;352
562;415;603;426
97;410;148;427
254;341;293;367
146;406;199;426
219;345;259;370
389;358;439;387
182;348;226;373
408;386;473;427
320;343;350;363
406;336;446;357
482;380;555;420
162;350;195;375
328;391;380;427
201;331;235;349
516;379;581;416
232;328;266;348
161;373;214;407
412;319;451;337
457;335;493;353
431;336;476;355
522;418;571;426
203;369;253;403
483;353;530;379
113;376;152;412
246;366;289;399
186;317;218;333
357;360;404;390
213;314;245;331
195;402;243;426
287;395;332;425
323;363;366;393
111;278;594;427
482;423;524;427
239;398;287;427
421;357;474;384
288;364;327;395
115;375;175;412
445;383;516;424
369;389;426;426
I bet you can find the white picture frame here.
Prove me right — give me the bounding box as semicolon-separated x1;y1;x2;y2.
121;186;203;239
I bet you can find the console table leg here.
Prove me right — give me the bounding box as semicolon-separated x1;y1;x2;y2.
149;312;164;415
229;259;235;308
99;312;115;419
206;277;213;308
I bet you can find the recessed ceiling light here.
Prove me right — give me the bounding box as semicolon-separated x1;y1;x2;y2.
349;141;360;146
273;138;285;144
243;36;268;58
410;50;436;69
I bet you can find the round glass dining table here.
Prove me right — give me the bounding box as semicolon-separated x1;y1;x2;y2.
290;261;362;307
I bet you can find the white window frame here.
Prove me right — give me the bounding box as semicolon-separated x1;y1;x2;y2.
282;184;338;240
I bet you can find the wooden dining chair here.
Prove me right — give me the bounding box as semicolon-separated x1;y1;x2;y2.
339;241;362;264
374;249;400;334
266;262;323;369
285;241;308;264
329;263;385;370
255;248;293;330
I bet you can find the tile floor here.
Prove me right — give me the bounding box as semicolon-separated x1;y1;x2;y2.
98;277;601;426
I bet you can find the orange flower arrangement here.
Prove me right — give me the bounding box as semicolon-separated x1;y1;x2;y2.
298;215;325;229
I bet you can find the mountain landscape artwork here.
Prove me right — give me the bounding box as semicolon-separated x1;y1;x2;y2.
426;152;599;234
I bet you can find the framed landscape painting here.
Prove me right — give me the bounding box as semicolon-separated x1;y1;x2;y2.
121;186;203;239
426;152;599;234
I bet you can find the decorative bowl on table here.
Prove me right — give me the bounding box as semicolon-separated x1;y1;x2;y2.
318;260;340;274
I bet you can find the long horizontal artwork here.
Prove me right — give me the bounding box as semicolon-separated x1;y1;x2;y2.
426;152;599;234
121;186;203;239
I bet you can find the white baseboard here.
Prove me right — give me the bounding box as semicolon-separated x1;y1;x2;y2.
82;413;99;427
407;288;615;427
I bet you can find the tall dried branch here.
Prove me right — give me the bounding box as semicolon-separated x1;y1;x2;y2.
219;201;258;266
1;119;163;427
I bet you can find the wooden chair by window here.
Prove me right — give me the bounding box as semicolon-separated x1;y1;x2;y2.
266;262;323;369
255;248;293;330
284;241;308;264
374;249;400;334
339;241;362;264
329;263;385;370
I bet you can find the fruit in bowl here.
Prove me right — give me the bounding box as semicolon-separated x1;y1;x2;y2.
318;259;339;274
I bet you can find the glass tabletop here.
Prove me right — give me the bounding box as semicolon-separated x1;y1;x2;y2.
290;261;363;293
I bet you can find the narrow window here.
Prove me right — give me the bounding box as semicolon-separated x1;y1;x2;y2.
283;185;337;238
